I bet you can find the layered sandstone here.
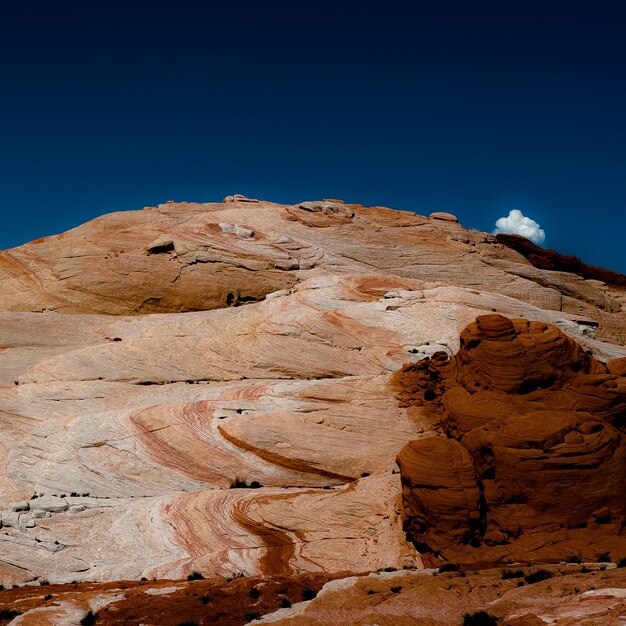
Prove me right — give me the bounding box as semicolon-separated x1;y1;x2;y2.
0;196;625;606
251;565;626;626
1;197;624;343
2;565;625;625
396;314;626;566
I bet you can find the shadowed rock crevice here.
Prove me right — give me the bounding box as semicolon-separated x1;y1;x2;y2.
395;314;626;566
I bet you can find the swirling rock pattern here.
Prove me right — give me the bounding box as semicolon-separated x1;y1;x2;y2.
0;198;625;590
396;314;626;566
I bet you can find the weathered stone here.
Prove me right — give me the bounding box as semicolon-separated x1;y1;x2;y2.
273;258;300;271
30;496;69;513
234;225;254;238
429;211;458;222
0;197;624;591
9;501;29;512
397;315;626;566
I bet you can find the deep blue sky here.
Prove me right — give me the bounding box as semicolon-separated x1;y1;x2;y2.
1;0;625;272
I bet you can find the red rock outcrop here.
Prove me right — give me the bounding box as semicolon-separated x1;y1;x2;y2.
396;314;626;566
4;563;626;625
1;198;625;591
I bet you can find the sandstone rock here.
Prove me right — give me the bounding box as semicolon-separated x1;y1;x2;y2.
3;565;626;625
429;211;458;222
223;194;259;203
398;437;482;555
273;258;299;271
0;197;624;590
31;496;69;513
245;567;626;626
396;314;626;566
0;198;623;344
21;514;35;529
234;225;254;238
1;511;20;528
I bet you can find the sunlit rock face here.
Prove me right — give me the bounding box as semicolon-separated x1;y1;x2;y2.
0;197;625;588
1;197;625;343
396;314;626;566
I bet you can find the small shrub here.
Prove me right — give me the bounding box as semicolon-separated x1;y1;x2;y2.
580;565;591;573
187;571;204;581
360;471;371;477
280;597;292;608
140;577;147;581
383;566;396;572
617;557;626;568
226;572;245;582
177;622;199;626
501;568;524;579
439;562;460;573
565;554;582;564
390;585;402;593
39;579;49;586
597;552;611;563
44;594;53;601
524;570;552;584
250;481;262;489
302;588;317;601
0;609;23;620
230;477;249;488
80;610;97;626
200;594;211;605
367;589;375;595
244;612;261;621
0;585;3;591
462;611;499;626
249;587;261;599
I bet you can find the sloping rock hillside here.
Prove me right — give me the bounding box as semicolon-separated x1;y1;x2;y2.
0;195;625;624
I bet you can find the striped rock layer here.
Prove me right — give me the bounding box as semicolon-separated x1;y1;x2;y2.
0;196;625;594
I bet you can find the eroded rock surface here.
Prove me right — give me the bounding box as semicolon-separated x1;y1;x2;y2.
1;198;624;344
3;565;625;625
396;314;626;566
0;197;625;591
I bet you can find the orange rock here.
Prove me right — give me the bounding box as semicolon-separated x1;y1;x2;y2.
397;314;626;566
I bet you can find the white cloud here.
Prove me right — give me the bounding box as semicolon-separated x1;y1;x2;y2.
493;209;545;245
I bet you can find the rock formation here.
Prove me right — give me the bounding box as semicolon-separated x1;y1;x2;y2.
2;565;625;625
0;195;625;624
396;314;626;566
